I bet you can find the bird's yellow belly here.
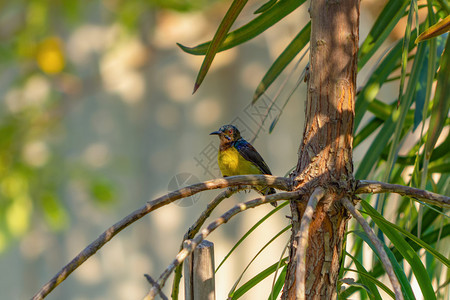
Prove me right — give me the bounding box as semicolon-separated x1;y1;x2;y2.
218;147;261;176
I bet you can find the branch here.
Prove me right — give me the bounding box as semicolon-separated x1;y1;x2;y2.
295;187;325;299
171;187;241;299
355;180;450;209
341;197;404;300
145;190;302;300
144;275;168;300
32;175;291;300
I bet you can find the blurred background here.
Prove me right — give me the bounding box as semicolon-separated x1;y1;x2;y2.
0;0;402;299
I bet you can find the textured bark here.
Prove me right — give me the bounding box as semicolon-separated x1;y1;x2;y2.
282;0;359;298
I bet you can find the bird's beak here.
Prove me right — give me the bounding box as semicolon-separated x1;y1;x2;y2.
210;130;221;135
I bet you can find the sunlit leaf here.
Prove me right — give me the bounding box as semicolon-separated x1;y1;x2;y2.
415;15;450;43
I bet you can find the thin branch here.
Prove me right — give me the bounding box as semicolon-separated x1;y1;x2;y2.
32;175;291;300
144;275;168;300
145;190;303;300
295;187;325;300
171;187;241;299
355;180;450;208
341;197;404;300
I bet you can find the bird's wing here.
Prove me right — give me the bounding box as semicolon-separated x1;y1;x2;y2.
234;139;272;175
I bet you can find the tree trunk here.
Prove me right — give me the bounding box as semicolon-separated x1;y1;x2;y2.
282;0;359;299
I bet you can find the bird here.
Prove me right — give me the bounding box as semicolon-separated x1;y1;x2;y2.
210;124;277;206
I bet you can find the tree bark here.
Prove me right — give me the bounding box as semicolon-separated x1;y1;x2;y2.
282;0;359;298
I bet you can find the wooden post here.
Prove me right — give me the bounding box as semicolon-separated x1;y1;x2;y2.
184;240;215;300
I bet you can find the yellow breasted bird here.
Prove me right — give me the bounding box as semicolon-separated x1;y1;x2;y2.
210;125;276;206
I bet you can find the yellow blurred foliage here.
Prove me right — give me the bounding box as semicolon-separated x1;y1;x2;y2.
1;173;28;198
36;37;65;74
6;195;32;237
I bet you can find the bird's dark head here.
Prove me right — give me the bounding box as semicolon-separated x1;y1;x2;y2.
210;124;241;143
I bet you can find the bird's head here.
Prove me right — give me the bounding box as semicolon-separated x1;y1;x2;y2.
210;124;241;144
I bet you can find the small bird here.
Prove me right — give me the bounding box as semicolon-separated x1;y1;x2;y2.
210;125;276;206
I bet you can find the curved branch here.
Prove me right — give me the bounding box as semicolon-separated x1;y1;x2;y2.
295;187;325;299
145;190;303;300
32;175;291;300
355;180;450;209
341;197;404;300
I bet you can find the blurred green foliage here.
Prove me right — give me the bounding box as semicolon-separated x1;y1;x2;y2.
0;0;222;252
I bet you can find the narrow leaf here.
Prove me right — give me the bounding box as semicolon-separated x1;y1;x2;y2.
216;201;289;272
267;265;286;300
227;225;290;297
362;209;450;267
193;0;248;93
178;0;306;56
397;0;416;108
423;34;450;161
346;253;384;300
343;267;391;299
360;201;437;300
355;23;424;131
254;0;278;14
352;230;416;300
231;258;288;299
359;0;409;69
415;15;450;43
252;22;311;103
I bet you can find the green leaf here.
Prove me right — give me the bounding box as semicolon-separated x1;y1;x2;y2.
423;34;450;161
193;0;249;93
397;0;417;108
415;15;450;43
355;22;425;131
230;258;288;299
252;22;310;103
428;159;450;173
353;117;383;148
352;230;415;300
355;110;396;179
346;253;384;300
362;208;450;268
254;0;278;14
340;277;372;299
360;201;437;300
343;267;392;299
358;0;409;69
178;0;306;55
216;201;289;272
379;37;428;213
227;225;290;297
267;265;286;300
